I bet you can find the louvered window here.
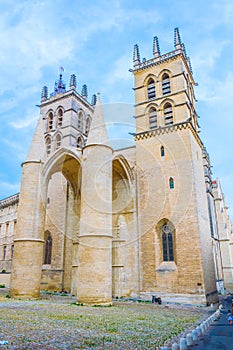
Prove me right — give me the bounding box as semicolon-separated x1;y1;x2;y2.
164;103;173;126
147;78;156;99
149;108;157;129
162;73;171;95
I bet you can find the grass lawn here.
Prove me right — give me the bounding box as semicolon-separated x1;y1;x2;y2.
0;295;209;349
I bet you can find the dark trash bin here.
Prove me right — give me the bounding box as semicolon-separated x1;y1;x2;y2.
152;295;162;304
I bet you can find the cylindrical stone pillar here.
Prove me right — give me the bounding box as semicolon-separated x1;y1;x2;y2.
77;144;113;305
10;161;45;298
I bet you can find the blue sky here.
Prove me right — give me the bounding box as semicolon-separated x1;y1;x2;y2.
0;0;233;218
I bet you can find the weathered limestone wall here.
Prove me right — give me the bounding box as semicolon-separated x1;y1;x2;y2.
136;128;206;296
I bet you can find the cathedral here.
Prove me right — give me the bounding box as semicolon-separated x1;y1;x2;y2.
0;28;233;305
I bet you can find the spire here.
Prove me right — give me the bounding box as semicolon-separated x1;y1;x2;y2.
153;36;160;58
70;74;77;90
50;69;66;97
86;93;109;146
133;44;140;66
81;84;88;99
41;86;48;102
174;27;182;50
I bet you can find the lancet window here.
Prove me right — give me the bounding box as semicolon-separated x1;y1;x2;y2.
44;233;52;265
48;112;54;131
162;224;174;261
169;177;174;189
57;109;63;127
46;137;52;156
78;111;84;131
55;134;61;150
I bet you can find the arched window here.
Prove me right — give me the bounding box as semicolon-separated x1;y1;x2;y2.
147;78;156;99
44;233;52;265
162;224;174;261
45;137;52;156
55;134;61;150
164;103;173;126
57;109;63;127
78;111;83;131
85;117;91;134
77;136;83;148
48;112;54;131
169;177;174;189
162;73;171;95
161;146;165;157
149;107;157;129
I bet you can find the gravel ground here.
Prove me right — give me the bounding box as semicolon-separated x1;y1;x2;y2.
0;290;212;350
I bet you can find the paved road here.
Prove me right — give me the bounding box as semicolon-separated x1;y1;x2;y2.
192;296;233;349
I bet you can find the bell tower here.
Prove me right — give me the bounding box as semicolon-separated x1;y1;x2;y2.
132;27;198;134
131;28;218;305
10;70;97;298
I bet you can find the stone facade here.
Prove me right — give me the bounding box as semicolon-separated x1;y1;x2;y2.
1;29;232;305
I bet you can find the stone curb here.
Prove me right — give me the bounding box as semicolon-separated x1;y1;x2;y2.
157;304;222;350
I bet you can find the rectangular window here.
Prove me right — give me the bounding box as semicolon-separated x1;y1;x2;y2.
11;245;14;259
3;246;6;260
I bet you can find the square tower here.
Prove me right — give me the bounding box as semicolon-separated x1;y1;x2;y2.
131;29;218;305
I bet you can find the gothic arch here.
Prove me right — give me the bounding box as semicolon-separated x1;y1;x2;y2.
159;98;175;110
145;102;159;113
143;74;157;86
42;147;82;199
113;155;134;183
41;148;82;293
158;69;172;80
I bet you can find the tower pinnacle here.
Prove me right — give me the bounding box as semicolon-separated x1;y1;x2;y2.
70;74;77;90
174;27;182;50
81;84;88;99
133;44;140;66
153;36;161;58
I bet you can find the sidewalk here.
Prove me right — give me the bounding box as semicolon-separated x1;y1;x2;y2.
193;295;233;349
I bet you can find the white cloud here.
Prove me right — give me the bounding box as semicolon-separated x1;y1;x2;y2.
0;180;20;198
